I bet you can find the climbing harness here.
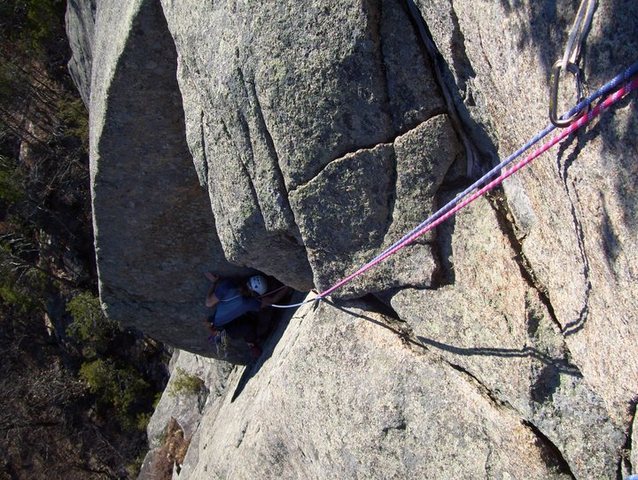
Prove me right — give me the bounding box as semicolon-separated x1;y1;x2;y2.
270;60;638;309
549;0;598;127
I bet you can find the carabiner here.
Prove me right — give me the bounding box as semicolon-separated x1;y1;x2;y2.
549;60;585;128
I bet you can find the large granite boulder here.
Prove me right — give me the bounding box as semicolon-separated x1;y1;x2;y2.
177;300;577;479
85;0;251;359
65;0;638;477
160;0;457;293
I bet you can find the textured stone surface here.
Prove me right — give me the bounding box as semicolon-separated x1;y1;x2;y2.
67;0;638;477
176;299;573;479
160;0;451;291
290;114;461;296
88;0;250;358
415;0;638;423
140;350;232;479
65;0;96;106
391;197;625;479
146;350;232;449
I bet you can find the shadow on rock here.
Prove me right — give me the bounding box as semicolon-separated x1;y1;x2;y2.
230;291;309;402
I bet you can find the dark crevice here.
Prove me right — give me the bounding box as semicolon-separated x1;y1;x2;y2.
218;117;261;243
522;420;576;479
245;76;306;245
383;147;399;249
234;69;256;168
486;190;563;334
447;0;475;98
529;363;561;404
322;298;416;349
402;0;483;178
382;420;407;434
361;293;401;321
618;399;637;479
289;137;388;194
289;107;447;194
447;362;509;410
199;110;210;190
368;0;393;127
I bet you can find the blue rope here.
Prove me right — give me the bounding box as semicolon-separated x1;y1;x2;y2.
271;60;638;308
361;60;638;270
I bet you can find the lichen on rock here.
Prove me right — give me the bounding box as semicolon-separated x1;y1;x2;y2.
66;0;638;477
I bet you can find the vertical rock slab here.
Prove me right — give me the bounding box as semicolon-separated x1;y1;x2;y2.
89;0;248;359
65;0;96;106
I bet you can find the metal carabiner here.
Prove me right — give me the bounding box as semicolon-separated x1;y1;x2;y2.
549;60;585;128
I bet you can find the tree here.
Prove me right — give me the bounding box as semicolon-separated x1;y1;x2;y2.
79;359;153;431
66;292;120;358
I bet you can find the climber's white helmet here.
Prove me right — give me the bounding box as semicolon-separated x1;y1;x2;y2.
247;275;268;296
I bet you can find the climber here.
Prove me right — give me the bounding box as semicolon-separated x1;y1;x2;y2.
203;271;290;329
203;272;291;358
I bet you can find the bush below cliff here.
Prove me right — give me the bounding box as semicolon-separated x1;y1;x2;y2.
0;1;168;478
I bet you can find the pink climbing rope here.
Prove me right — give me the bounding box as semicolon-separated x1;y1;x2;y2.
320;76;638;298
271;73;638;308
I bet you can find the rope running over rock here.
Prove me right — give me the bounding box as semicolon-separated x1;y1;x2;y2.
271;62;638;309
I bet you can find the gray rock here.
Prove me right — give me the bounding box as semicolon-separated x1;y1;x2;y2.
66;0;638;476
146;350;232;449
160;0;450;291
65;0;96;106
290;114;461;296
88;0;251;359
179;298;573;479
391;197;625;479
415;0;638;423
140;350;233;480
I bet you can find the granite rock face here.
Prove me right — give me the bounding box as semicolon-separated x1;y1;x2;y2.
65;0;96;106
138;351;232;479
160;0;454;292
66;0;638;477
177;300;580;479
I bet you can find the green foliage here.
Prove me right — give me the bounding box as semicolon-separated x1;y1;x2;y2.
0;0;163;474
135;411;152;431
57;95;88;149
0;63;18;105
79;358;152;431
66;292;120;358
24;0;61;46
0;154;25;203
0;235;45;314
168;368;206;397
125;453;147;479
0;0;65;50
0;276;40;313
